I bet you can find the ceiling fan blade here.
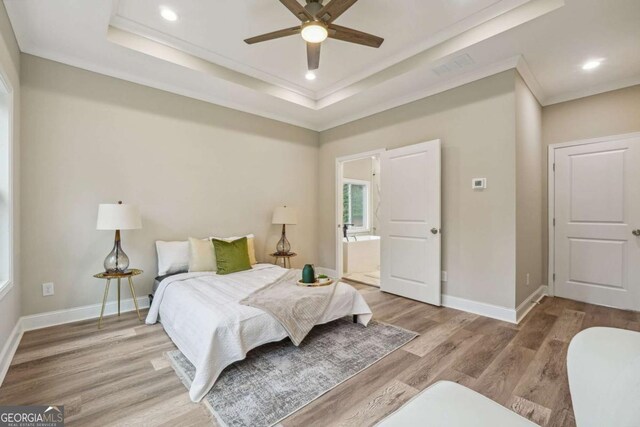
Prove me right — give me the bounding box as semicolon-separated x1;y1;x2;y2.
307;42;321;70
279;0;314;21
244;26;301;44
328;24;384;48
316;0;358;23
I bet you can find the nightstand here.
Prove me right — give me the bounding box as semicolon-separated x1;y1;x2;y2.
270;252;297;269
93;269;143;328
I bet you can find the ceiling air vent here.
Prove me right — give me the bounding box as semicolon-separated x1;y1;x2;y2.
432;54;475;76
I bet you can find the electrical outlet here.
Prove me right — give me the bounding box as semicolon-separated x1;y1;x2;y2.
42;282;54;296
441;271;448;282
526;273;530;286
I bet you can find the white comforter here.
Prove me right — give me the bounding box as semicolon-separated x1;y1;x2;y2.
146;264;372;402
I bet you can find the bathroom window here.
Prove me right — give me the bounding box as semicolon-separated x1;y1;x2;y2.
343;179;370;233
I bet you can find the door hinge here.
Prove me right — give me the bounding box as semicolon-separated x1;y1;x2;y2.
553;273;556;282
553;218;556;226
553;163;555;172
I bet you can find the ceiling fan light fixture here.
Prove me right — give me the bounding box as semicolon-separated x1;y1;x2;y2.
301;22;328;43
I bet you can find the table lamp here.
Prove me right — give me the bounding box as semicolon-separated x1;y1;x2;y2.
272;206;298;255
96;201;142;273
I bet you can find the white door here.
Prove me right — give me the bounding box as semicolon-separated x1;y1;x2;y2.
554;135;640;310
380;140;441;305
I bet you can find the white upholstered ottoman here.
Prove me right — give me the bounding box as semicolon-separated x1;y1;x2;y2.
568;327;640;427
377;381;537;427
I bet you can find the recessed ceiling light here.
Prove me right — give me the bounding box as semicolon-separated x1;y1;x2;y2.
301;22;328;43
305;71;316;81
582;59;602;71
160;7;178;22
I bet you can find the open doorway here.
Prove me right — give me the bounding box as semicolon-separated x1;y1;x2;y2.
336;150;383;287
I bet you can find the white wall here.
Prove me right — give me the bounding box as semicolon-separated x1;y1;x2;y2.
20;54;319;316
0;0;21;363
319;71;518;309
515;73;543;306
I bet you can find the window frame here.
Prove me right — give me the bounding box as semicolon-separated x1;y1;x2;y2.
342;178;371;234
0;70;14;301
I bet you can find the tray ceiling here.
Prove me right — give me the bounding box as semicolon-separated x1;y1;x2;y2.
4;0;640;130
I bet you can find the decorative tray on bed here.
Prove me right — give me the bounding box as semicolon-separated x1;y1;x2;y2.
296;278;334;287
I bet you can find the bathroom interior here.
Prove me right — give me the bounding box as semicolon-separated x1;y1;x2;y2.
341;155;381;287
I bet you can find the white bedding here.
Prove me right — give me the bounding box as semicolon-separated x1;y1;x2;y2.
146;263;373;402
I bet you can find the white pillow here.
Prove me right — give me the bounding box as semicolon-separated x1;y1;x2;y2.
155;240;189;276
188;237;217;272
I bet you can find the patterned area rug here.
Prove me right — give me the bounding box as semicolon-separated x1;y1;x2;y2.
167;318;417;427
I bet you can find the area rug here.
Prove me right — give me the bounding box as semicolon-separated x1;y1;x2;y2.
167;318;417;427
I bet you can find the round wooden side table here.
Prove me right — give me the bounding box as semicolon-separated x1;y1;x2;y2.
93;269;143;329
270;252;297;269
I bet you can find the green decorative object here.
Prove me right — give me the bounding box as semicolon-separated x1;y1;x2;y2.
211;237;252;275
302;264;316;284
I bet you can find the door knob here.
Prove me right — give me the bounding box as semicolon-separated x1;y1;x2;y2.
633;229;640;236
431;228;439;234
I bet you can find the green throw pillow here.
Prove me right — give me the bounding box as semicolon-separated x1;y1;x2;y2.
211;237;252;275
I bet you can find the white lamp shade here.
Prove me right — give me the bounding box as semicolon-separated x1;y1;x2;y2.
96;203;142;230
272;206;298;225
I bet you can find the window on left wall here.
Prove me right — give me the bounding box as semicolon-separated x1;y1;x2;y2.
0;77;10;294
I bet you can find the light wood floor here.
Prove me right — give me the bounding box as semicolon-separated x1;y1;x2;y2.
1;287;639;426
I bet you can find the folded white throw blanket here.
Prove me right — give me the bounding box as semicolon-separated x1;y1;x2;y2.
240;269;338;346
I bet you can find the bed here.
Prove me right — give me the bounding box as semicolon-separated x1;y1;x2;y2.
146;263;373;402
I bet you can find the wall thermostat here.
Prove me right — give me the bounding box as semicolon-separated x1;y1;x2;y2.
472;178;487;189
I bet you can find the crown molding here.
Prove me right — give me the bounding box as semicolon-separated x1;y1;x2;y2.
20;47;321;131
515;56;546;104
314;0;538;100
319;55;522;131
543;74;640;106
109;15;316;99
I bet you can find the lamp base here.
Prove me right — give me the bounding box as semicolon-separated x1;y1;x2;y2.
104;230;130;273
275;224;292;255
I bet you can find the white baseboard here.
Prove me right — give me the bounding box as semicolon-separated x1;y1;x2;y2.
0;319;24;387
434;286;548;324
516;285;548;323
329;265;548;324
442;294;518;324
20;296;150;332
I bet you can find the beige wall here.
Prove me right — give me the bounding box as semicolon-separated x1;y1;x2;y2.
0;0;21;355
17;46;638;319
541;85;640;282
20;54;319;315
515;73;542;306
343;157;372;181
320;71;518;309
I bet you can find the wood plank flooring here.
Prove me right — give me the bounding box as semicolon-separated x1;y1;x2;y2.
1;287;639;426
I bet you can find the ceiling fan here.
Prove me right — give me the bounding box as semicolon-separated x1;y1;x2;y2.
244;0;384;71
